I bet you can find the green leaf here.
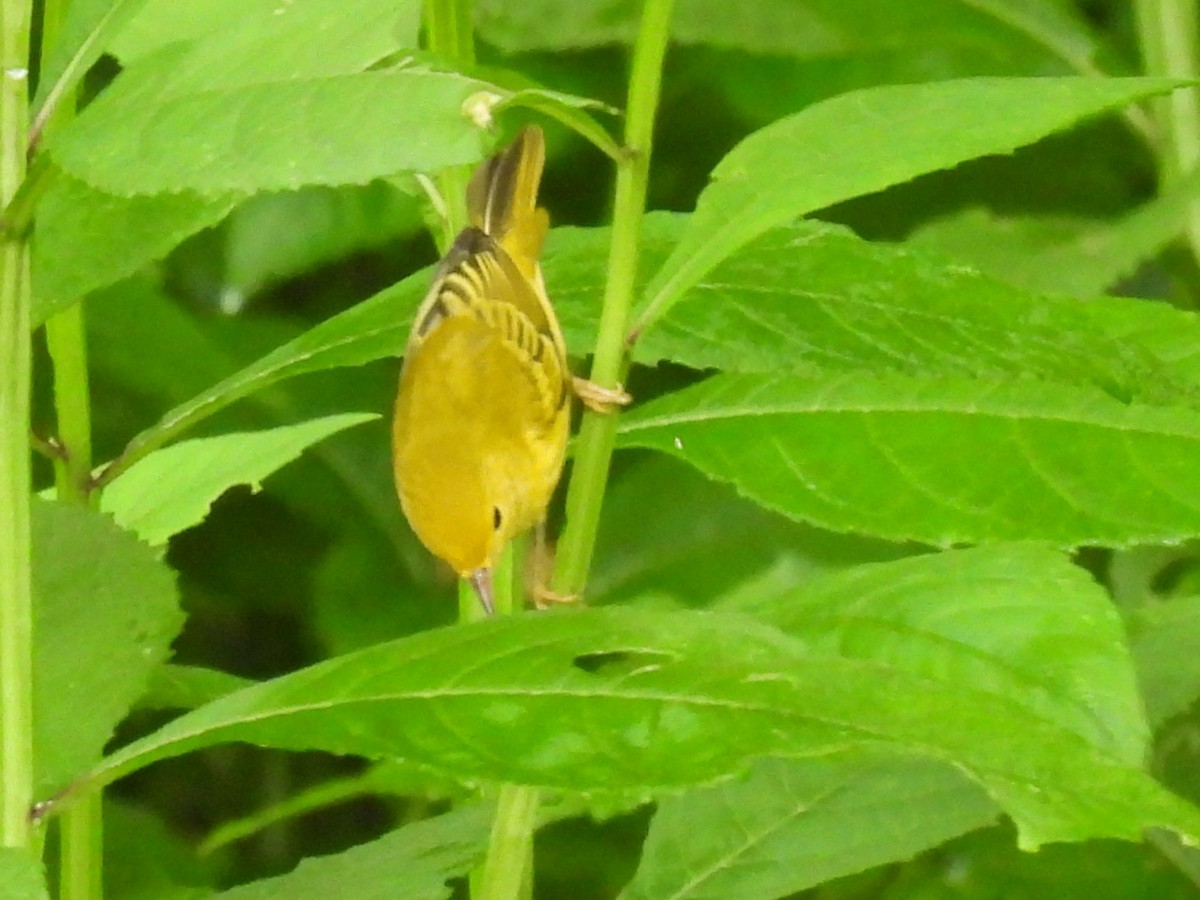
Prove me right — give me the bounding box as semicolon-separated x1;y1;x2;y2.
140;664;256;712
105;800;221;900
91;212;1200;506
84;278;289;408
230;805;480;900
112;0;421;77
619;753;996;900
589;453;908;606
492;82;621;161
633;219;1188;404
101;271;425;483
32;172;237;325
32;499;182;794
100;413;379;546
45;0;433;194
1130;595;1200;729
311;531;446;655
724;544;1148;765
617;373;1200;547
0;848;49;900
52;64;494;195
32;0;152;114
637;77;1188;332
547;213;1194;411
478;0;1109;75
1086;295;1200;391
906;161;1200;298
223;183;424;301
79;606;1200;849
215;804;491;900
922;826;1200;899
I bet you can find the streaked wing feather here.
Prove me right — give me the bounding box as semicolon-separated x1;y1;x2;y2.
407;228;568;417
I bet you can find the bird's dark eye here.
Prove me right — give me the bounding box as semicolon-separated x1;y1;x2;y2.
492;506;503;530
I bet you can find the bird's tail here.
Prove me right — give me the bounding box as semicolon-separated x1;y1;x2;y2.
466;125;549;282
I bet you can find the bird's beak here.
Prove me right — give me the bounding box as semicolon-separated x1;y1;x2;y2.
469;567;494;615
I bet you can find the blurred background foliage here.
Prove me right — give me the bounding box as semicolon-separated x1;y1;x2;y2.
33;0;1200;895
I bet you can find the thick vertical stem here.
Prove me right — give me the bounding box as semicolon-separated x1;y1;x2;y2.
476;785;539;900
0;0;33;851
39;0;105;887
552;0;675;597
60;793;103;899
1135;0;1200;266
424;0;475;251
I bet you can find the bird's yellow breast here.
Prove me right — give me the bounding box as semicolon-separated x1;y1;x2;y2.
392;306;569;577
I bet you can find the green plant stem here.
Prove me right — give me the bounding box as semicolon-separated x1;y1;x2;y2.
0;152;53;241
45;303;94;504
424;0;475;251
471;546;534;900
1134;0;1200;270
424;0;474;66
39;0;106;886
60;793;102;899
476;784;538;900
199;770;385;856
0;0;33;851
552;0;674;597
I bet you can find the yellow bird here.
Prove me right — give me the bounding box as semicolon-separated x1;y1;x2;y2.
392;126;570;614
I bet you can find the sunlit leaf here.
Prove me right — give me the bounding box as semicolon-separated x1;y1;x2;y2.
32;500;182;794
617;373;1200;547
637;77;1187;332
100;413;379;546
79;606;1200;849
724;543;1147;764
139;664;255;712
620;753;995;900
215;804;491;899
32;0;151;114
32;173;237;325
0;848;49;900
51;63;493;195
110;0;421;74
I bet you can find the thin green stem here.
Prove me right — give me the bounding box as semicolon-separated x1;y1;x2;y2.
60;793;103;900
476;784;539;900
472;545;533;900
424;0;475;251
424;0;475;67
1134;0;1200;269
45;302;94;504
0;153;54;242
553;0;674;597
0;0;33;850
199;769;385;856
